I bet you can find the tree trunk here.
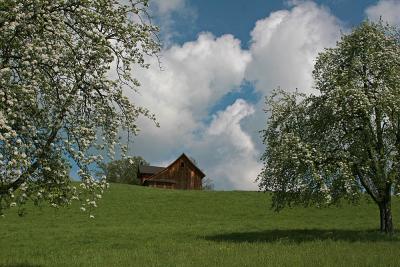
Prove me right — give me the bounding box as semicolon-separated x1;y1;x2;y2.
378;199;393;234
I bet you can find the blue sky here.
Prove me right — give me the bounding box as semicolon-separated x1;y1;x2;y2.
117;0;400;190
159;0;378;47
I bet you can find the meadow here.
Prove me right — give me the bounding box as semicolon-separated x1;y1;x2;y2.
0;184;399;267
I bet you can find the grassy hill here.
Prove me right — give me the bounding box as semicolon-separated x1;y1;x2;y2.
0;184;399;267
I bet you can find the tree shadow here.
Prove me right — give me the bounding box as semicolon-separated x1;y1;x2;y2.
204;229;399;244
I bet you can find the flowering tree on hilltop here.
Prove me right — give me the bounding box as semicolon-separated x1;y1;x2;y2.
0;0;160;216
258;22;400;234
99;156;149;185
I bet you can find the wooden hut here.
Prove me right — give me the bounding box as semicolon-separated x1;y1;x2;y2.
138;153;205;190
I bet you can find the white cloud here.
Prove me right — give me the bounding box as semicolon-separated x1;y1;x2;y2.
124;1;344;190
366;0;400;26
151;0;187;15
246;1;342;94
207;99;255;154
150;0;197;47
127;33;251;172
194;99;261;190
241;1;343;163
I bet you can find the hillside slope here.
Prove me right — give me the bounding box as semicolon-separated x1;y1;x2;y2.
0;184;399;266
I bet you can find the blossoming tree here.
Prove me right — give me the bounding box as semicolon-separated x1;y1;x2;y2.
258;22;400;234
0;0;160;216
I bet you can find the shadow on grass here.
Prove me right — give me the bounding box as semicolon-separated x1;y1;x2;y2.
205;229;400;244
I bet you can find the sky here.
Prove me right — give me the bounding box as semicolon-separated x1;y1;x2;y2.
122;0;400;190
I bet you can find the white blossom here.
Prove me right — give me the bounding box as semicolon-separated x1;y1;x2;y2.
259;21;400;233
0;0;160;217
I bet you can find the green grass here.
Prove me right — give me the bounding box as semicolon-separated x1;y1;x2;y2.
0;184;399;267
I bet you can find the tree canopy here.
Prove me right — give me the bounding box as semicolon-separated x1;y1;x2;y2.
258;21;400;233
0;0;160;216
99;156;148;185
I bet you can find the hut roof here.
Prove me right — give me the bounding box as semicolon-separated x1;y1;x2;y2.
138;165;165;175
148;153;206;180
